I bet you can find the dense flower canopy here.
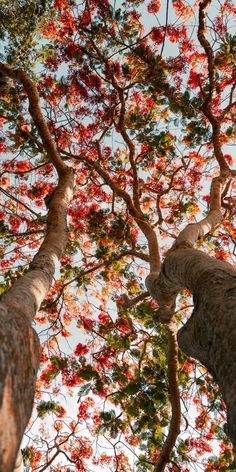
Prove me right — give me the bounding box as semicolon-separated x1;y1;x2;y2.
0;0;235;471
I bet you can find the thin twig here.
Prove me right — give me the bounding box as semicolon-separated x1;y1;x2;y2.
0;187;41;217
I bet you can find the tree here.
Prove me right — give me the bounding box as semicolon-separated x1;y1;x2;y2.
0;0;235;471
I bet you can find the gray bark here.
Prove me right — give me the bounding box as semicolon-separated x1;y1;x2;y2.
146;248;236;453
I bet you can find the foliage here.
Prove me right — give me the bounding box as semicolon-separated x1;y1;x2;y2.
0;0;52;65
0;0;235;471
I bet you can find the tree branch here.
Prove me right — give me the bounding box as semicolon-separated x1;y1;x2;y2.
197;0;214;108
62;249;149;290
0;187;41;218
170;176;223;251
63;148;161;273
72;33;160;272
154;323;181;472
121;291;149;308
116;88;141;210
0;63;68;177
86;35;141;209
197;2;231;176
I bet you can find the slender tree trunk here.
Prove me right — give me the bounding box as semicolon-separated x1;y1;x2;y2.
147;248;236;453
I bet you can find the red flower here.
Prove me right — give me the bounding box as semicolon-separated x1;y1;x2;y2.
188;70;200;88
55;405;66;417
151;27;164;44
74;343;89;356
98;312;110;324
0;143;6;153
147;0;160;14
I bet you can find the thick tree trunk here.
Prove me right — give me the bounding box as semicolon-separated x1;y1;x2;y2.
0;63;74;472
0;308;39;472
146;248;236;453
0;168;74;472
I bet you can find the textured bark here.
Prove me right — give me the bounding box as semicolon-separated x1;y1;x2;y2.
2;169;74;323
13;451;23;472
147;248;236;453
0;310;39;472
0;63;74;472
0;168;74;472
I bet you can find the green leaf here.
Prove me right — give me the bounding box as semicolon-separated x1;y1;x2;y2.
78;365;98;380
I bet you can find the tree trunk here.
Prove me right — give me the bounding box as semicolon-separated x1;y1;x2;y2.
146;248;236;453
0;63;74;472
0;309;39;472
0;168;74;472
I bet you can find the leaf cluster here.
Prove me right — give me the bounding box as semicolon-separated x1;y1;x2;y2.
0;0;52;64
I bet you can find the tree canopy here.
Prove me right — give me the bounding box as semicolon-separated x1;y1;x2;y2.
0;0;235;471
0;0;51;65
